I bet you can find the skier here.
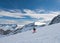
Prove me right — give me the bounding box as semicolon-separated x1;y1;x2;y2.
33;27;36;33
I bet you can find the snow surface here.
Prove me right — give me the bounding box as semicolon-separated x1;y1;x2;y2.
34;22;46;25
0;23;60;43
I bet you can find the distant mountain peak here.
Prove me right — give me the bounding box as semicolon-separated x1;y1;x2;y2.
49;14;60;25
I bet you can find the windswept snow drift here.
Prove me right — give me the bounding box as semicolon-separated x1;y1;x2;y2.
0;23;60;43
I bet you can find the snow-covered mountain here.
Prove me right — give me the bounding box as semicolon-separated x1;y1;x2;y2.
0;24;17;30
0;22;46;36
14;23;34;34
14;22;46;34
0;24;17;35
0;22;60;43
49;15;60;25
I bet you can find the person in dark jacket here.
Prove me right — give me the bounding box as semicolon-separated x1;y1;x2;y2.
33;27;36;33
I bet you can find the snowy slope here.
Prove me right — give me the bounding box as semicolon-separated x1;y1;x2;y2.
15;22;46;34
0;23;60;43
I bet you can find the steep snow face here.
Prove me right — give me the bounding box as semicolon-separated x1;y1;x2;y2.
0;23;60;43
49;15;60;25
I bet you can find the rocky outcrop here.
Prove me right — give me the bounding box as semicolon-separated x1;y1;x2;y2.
49;15;60;25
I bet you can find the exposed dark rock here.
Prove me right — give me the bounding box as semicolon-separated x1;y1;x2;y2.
3;30;12;35
0;29;4;35
49;15;60;25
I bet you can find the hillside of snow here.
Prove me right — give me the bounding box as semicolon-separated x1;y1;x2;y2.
0;22;46;36
14;22;46;34
0;23;60;43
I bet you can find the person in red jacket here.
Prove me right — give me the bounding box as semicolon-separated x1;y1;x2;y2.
33;27;36;33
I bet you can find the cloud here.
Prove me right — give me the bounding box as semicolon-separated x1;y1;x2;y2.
23;9;46;14
0;19;16;24
23;9;36;14
26;14;58;21
23;9;59;21
0;9;59;20
0;9;60;26
0;19;33;27
0;9;25;18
